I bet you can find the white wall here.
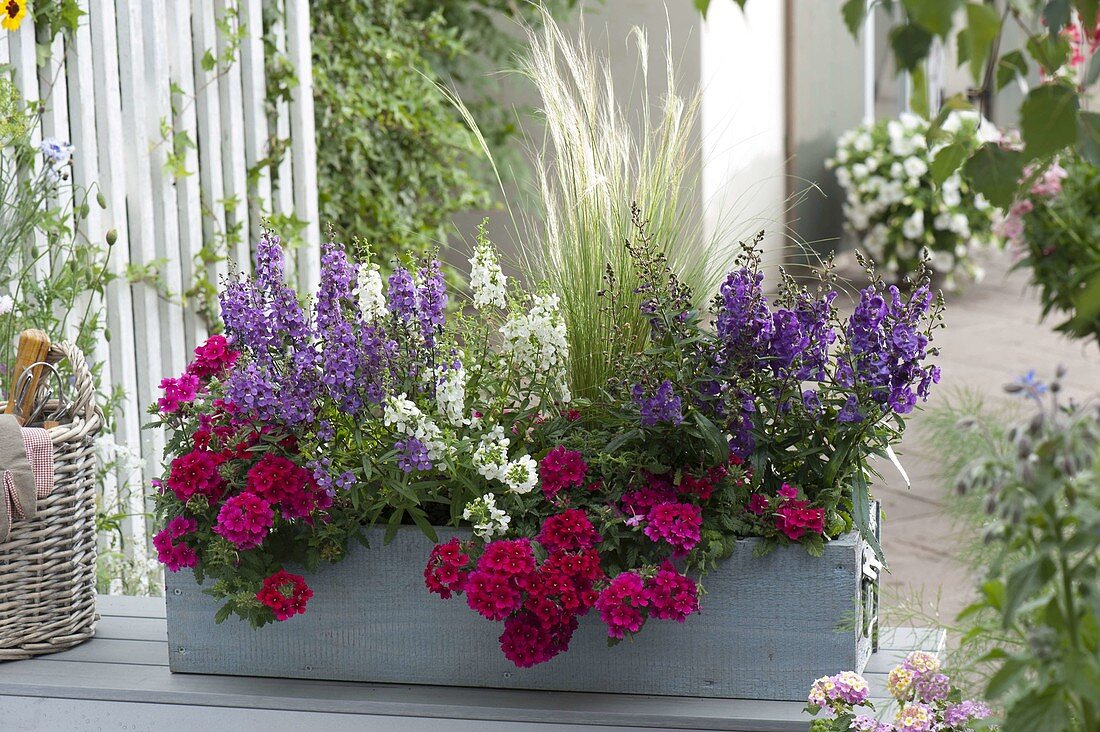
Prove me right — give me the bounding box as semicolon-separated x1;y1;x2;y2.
699;0;787;271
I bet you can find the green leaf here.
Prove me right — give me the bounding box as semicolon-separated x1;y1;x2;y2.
201;49;217;72
903;0;962;37
851;469;884;564
890;23;935;72
962;142;1024;208
985;657;1026;699
996;50;1030;91
1003;689;1072;732
931;142;968;184
694;0;711;15
961;2;1002;83
1004;555;1056;623
1080;111;1100;167
1027;34;1071;73
1087;52;1100;88
842;0;867;37
1042;0;1072;34
1020;84;1080;159
407;507;438;543
692;411;729;466
1076;0;1100;26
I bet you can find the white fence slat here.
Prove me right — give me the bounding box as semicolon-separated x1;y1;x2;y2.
284;0;320;292
141;1;188;379
191;0;230;286
267;0;295;220
238;0;271;248
167;0;208;354
11;22;48;284
87;0;145;561
66;0;110;371
115;0;167;503
213;0;251;273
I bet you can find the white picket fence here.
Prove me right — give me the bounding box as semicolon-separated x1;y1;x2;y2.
1;0;321;586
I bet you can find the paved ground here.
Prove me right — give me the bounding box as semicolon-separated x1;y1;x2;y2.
861;250;1099;619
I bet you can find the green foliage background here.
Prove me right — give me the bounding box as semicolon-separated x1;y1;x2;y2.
310;0;576;263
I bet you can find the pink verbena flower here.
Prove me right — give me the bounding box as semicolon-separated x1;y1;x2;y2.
157;373;200;414
478;538;537;577
167;449;226;502
537;509;601;555
775;498;824;541
214;493;274;549
777;483;798;499
246;453;331;519
644;563;699;622
747;493;769;515
538;445;588;500
499;608;578;667
186;334;240;380
465;569;523;621
152;516;198;571
424;537;471;599
643;502;702;555
256;570;312;621
596;571;648;639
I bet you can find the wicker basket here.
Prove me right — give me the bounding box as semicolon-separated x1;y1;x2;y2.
0;341;102;661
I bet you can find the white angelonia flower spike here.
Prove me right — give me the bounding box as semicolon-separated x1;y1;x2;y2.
469;229;507;310
357;265;386;321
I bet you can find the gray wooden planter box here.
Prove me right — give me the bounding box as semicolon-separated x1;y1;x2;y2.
165;526;877;701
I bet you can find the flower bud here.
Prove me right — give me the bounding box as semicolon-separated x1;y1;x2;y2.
106;228;118;246
97;192;107;209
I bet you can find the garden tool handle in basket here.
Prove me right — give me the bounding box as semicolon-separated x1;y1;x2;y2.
44;341;101;441
4;329;51;424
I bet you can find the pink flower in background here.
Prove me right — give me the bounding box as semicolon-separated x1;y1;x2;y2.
256;570;312;621
157;373;200;414
166;449;225;502
153;516;198;571
777;483;797;499
643;502;702;555
775;499;825;541
596;571;648;638
214;492;274;549
424;538;471;599
747;493;769;515
186;335;240;380
644;563;699;622
538;445;588;500
464;569;523;621
537;509;601;555
1030;163;1068;198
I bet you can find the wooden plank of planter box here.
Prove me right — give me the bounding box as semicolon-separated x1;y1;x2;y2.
0;595;944;732
165;526;874;701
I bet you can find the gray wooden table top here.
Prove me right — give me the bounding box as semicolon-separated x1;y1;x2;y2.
0;595;944;732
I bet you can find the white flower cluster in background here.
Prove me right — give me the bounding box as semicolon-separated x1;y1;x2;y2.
469;238;508;310
500;292;571;404
357;264;386;321
0;294;13;315
829;111;1001;290
435;364;467;427
463;492;511;538
472;426;539;495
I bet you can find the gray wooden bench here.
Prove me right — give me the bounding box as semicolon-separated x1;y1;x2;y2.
0;595;943;731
